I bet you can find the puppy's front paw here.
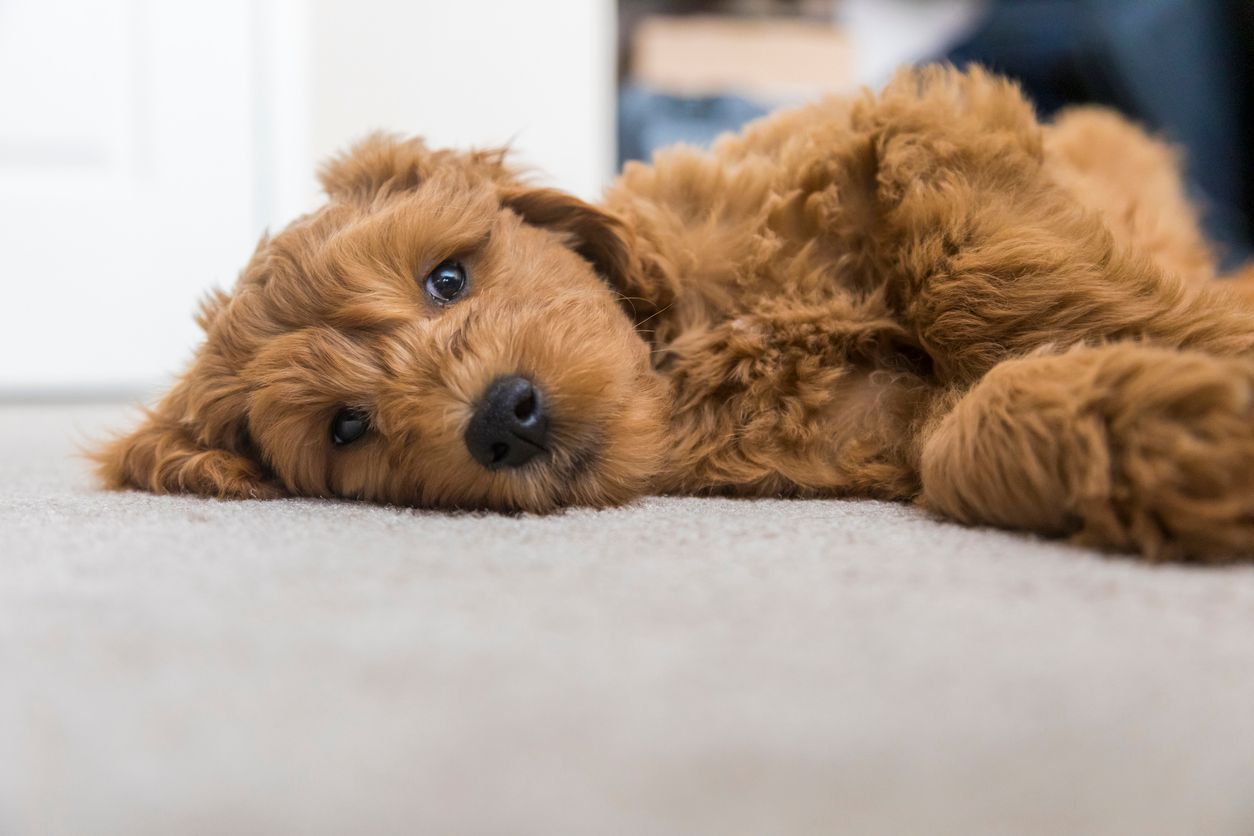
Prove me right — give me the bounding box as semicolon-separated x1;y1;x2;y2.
1076;357;1254;561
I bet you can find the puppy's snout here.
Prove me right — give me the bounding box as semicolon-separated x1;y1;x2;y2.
465;375;549;470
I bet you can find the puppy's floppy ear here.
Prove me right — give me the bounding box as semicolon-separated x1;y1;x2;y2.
318;132;510;204
93;405;280;500
92;325;281;500
500;185;644;301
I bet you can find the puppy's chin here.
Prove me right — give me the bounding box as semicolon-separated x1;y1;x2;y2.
430;454;648;514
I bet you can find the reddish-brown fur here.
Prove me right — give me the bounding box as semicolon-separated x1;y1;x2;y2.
95;66;1254;561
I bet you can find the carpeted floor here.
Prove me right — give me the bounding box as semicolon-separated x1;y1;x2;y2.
4;403;1254;835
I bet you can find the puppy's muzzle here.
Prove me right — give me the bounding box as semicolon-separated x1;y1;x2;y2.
465;375;549;470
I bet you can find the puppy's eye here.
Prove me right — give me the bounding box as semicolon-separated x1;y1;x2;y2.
425;259;467;304
331;408;369;445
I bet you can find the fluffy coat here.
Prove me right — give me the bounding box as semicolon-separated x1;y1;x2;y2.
96;66;1254;561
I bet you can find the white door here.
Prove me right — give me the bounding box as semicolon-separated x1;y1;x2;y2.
0;1;288;391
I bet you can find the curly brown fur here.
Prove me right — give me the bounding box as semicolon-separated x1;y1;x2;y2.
96;65;1254;561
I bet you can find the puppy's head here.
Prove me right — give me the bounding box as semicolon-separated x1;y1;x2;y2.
94;134;669;511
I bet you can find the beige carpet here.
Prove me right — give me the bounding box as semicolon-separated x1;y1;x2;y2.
4;402;1254;835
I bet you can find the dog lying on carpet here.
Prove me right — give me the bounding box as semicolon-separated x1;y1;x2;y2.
95;65;1254;561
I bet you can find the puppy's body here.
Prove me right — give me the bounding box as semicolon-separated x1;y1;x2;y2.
97;66;1254;560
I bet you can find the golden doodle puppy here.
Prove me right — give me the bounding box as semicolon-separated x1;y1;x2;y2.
96;66;1254;561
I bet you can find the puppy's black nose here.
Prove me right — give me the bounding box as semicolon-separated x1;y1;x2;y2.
464;375;549;470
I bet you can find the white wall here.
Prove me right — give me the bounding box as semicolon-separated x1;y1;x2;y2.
307;0;616;202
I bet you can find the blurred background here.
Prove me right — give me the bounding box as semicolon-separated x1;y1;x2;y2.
1;0;1250;396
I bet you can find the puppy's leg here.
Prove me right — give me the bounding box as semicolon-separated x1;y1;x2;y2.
1046;109;1254;312
859;66;1254;382
919;344;1254;560
1044;106;1216;285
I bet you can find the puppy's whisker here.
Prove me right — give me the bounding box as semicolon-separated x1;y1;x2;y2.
634;303;673;327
